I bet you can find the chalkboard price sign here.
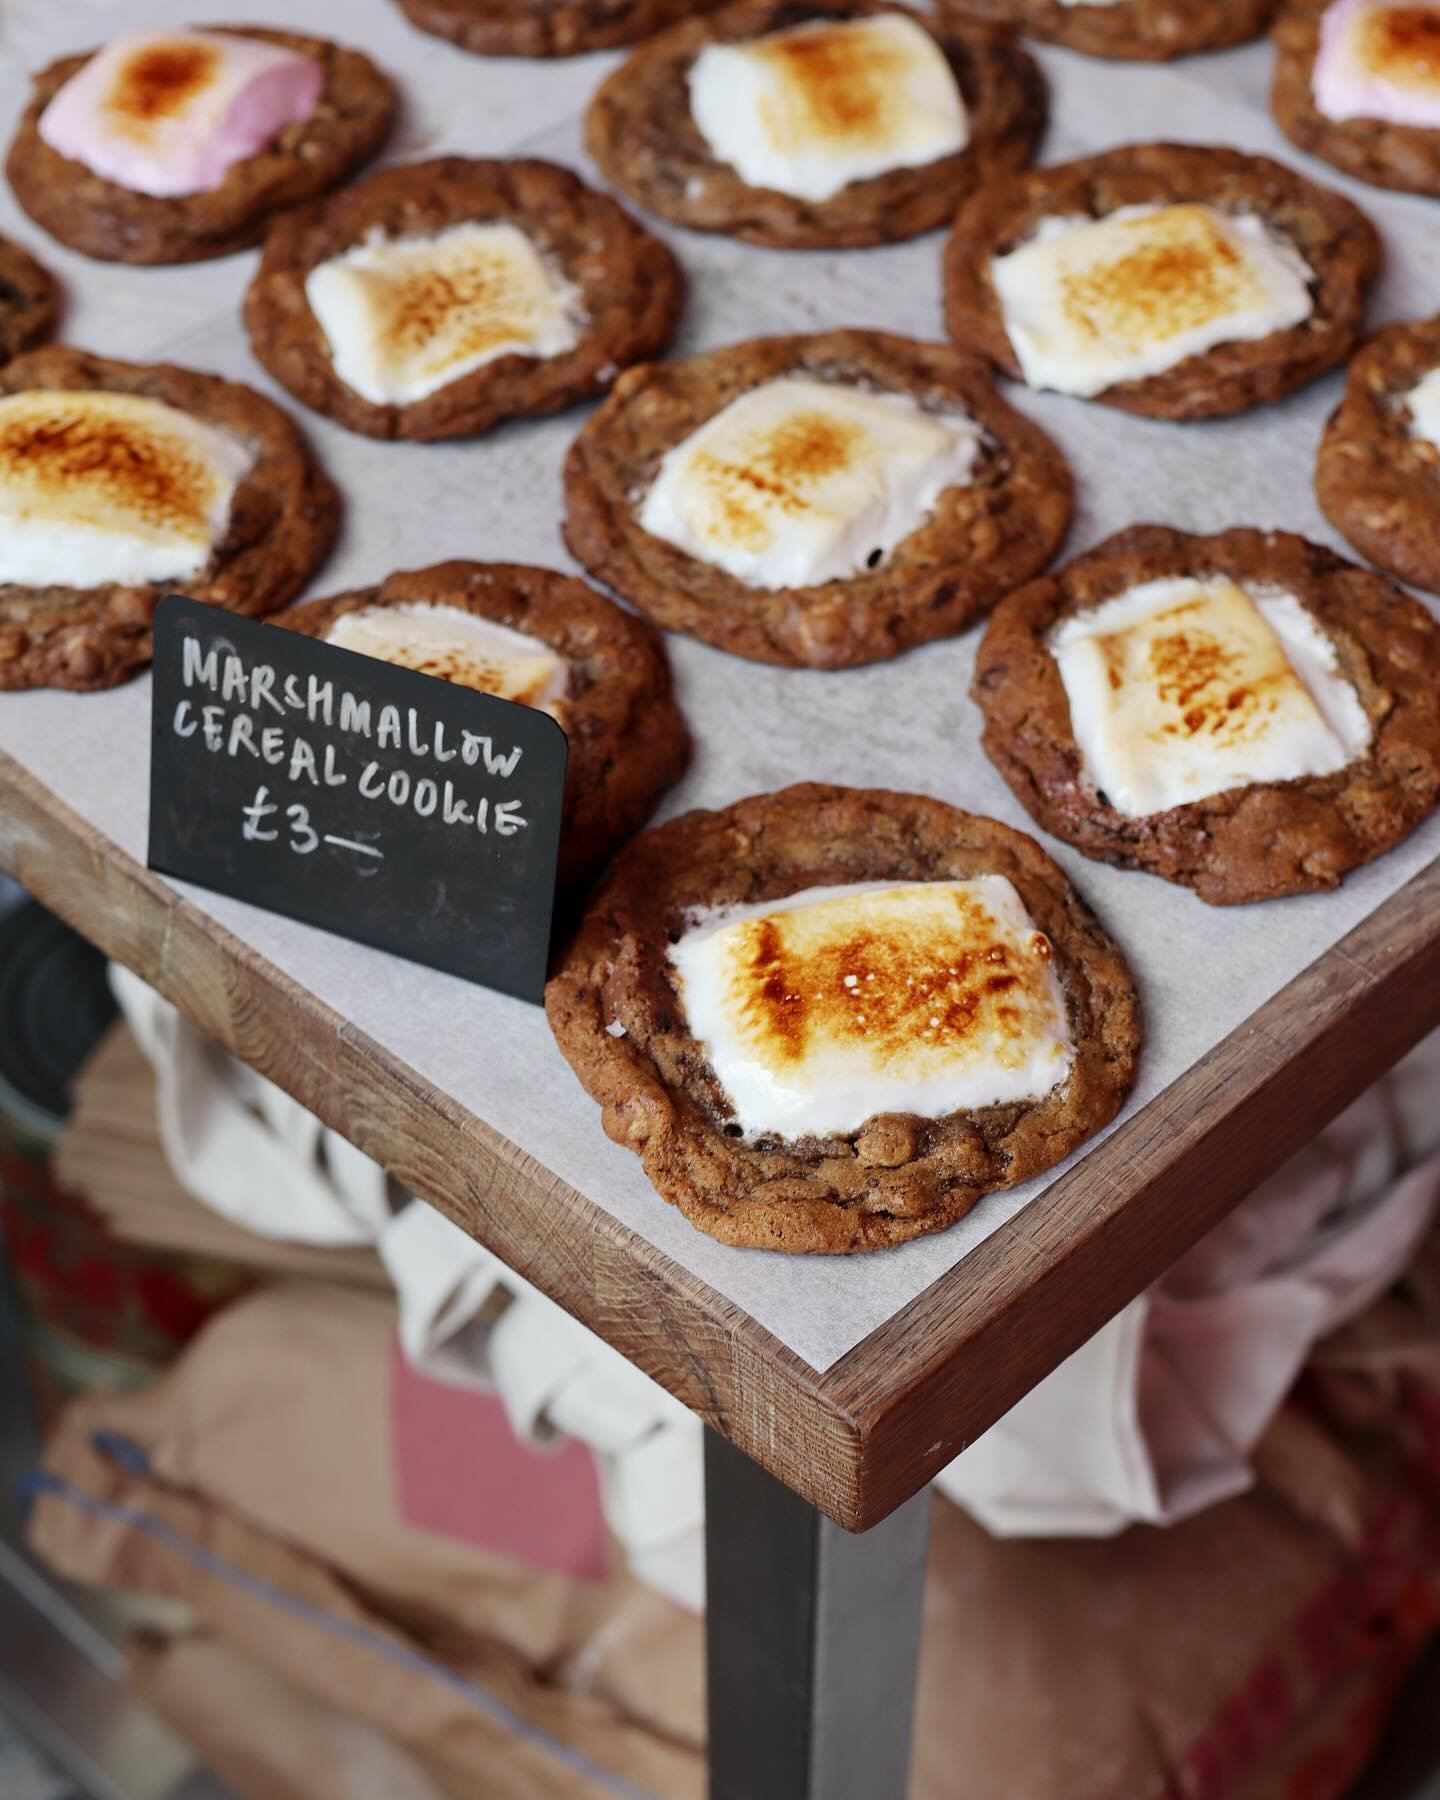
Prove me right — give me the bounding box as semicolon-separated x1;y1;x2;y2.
147;596;568;1004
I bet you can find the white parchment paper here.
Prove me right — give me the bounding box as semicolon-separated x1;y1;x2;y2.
1;0;1438;1372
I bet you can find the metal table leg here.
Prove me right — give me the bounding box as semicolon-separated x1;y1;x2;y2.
704;1430;931;1800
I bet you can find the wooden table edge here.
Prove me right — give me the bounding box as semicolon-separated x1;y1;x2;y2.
4;746;1439;1529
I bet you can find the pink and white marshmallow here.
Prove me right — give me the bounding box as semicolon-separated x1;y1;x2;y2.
38;29;324;198
1312;0;1440;129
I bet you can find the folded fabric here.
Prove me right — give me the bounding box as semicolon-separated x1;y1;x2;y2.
26;1250;1440;1800
111;962;1440;1548
936;1045;1440;1536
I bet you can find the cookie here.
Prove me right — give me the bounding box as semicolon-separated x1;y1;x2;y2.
1273;0;1440;195
943;143;1380;421
276;562;690;886
243;157;685;442
584;0;1046;250
972;525;1440;905
0;234;58;361
6;28;396;266
0;347;338;693
563;330;1073;669
1317;315;1440;593
390;0;727;56
546;783;1141;1252
938;0;1275;58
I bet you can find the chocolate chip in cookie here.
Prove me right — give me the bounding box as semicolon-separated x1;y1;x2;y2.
546;783;1141;1252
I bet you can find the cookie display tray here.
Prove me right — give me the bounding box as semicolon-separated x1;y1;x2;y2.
3;0;1440;1529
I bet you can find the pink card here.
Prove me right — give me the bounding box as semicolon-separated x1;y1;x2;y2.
391;1337;609;1581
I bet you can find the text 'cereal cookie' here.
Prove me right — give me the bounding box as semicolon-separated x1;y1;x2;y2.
277;562;690;885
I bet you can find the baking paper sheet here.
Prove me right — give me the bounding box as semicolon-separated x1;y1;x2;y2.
2;0;1438;1373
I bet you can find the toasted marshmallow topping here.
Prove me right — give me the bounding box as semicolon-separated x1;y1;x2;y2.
990;204;1314;398
638;377;984;589
1051;575;1372;817
38;30;323;198
0;390;251;588
669;878;1074;1140
687;14;968;203
1313;0;1440;128
305;223;585;407
1403;366;1440;447
324;603;568;716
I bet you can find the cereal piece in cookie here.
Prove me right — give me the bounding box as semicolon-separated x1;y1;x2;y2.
972;526;1440;903
564;330;1071;668
0;347;337;693
1317;313;1440;593
585;0;1046;250
6;28;396;265
545;783;1140;1252
278;563;689;885
937;0;1276;59
944;143;1379;420
389;0;728;57
1273;0;1440;193
244;158;684;442
0;233;58;361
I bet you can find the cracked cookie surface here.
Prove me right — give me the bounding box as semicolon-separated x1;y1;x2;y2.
971;525;1440;904
546;783;1140;1253
277;561;690;886
6;27;396;265
563;330;1072;669
0;346;338;693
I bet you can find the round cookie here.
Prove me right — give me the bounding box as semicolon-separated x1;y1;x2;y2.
390;0;728;56
943;142;1381;421
1272;0;1440;194
277;562;690;886
938;0;1275;58
971;525;1440;905
0;347;338;694
243;157;685;442
584;0;1047;251
563;330;1073;669
0;234;58;361
1317;315;1440;592
6;28;396;266
546;783;1141;1253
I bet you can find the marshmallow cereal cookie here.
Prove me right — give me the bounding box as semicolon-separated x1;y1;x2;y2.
563;331;1072;669
943;143;1379;421
545;784;1140;1252
389;0;728;57
1273;0;1440;193
972;526;1440;904
6;27;396;265
1316;314;1440;593
584;0;1046;250
276;563;690;886
243;158;685;442
0;234;58;362
939;0;1276;60
0;347;338;693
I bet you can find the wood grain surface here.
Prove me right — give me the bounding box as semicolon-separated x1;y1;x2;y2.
4;746;1438;1529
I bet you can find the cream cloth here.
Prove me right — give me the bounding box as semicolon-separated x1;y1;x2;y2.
109;966;703;1608
111;967;1440;1555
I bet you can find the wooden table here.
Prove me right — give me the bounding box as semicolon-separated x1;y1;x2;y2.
6;750;1440;1799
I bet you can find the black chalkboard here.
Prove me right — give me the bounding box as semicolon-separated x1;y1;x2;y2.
147;596;567;1005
